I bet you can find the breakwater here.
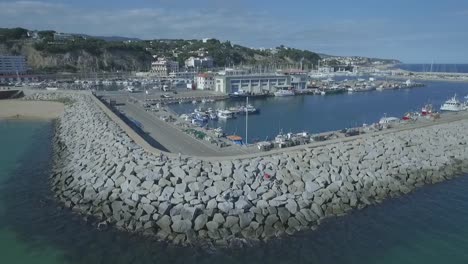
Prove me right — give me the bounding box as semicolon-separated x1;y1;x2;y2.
32;91;468;246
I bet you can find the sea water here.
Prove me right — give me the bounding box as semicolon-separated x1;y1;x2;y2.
2;101;468;263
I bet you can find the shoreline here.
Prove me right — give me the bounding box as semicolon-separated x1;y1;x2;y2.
0;100;64;120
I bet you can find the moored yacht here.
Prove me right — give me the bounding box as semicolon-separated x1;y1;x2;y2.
274;86;295;97
217;110;235;119
440;95;466;112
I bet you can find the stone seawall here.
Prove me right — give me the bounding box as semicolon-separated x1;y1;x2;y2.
47;92;468;246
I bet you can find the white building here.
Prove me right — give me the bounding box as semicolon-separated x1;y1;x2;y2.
151;57;179;77
214;74;291;94
0;56;28;75
185;56;214;68
202;38;213;43
53;33;74;41
196;73;215;90
217;68;250;76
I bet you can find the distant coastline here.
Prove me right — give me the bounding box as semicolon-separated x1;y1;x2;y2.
394;64;468;74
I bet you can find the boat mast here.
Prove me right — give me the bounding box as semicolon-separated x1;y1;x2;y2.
245;96;248;145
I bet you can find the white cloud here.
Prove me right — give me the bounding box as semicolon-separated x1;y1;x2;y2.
0;1;287;43
2;1;466;62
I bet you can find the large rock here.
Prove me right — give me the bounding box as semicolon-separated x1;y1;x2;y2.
156;215;172;233
171;167;187;179
172;219;192;233
277;207;291;224
194;214;208;231
239;212;254;228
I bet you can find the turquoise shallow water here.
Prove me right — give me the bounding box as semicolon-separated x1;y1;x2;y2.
2;106;468;263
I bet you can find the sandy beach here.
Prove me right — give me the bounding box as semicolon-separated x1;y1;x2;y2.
0;100;64;119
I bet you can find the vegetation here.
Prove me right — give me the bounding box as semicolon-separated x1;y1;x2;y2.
0;27;29;42
0;26;396;73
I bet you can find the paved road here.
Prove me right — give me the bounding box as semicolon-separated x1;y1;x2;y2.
120;102;245;157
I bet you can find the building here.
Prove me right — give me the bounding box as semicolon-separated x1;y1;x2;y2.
279;69;308;90
0;56;28;75
53;33;74;42
169;71;197;80
151;57;179;77
184;56;214;68
196;73;214;90
214;74;291;94
217;68;250;76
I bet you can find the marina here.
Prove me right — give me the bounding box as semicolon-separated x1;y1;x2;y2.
167;80;468;145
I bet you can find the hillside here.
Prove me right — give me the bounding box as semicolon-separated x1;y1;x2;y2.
0;27;396;74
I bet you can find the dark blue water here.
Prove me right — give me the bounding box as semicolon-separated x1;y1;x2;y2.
396;64;468;73
170;80;468;143
2;120;468;263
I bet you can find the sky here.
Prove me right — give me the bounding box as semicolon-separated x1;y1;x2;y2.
1;0;468;63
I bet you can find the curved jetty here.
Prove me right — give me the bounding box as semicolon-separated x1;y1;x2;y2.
36;91;468;246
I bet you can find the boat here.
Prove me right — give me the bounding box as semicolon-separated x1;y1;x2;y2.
217;110;235;119
379;116;400;125
274;88;295;97
440;95;466;112
228;106;242;114
194;107;206;114
421;104;433;116
213;127;225;137
192;100;197;104
209;113;218;120
194;113;208;122
320;91;326;96
227;135;243;145
402;112;418;121
229;90;248;98
238;104;259;115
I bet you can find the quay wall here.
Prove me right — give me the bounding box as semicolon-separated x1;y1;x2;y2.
38;92;468;246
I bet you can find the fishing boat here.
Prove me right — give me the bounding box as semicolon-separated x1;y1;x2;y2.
402;112;418;121
421;104;433;116
440;95;466;112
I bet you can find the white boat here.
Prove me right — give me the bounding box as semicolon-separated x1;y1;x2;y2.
379;116;400;125
440;95;466;112
274;89;295;97
238;104;258;115
209;113;218;120
217;110;235;119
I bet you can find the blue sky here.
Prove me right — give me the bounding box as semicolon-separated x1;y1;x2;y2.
1;0;468;63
